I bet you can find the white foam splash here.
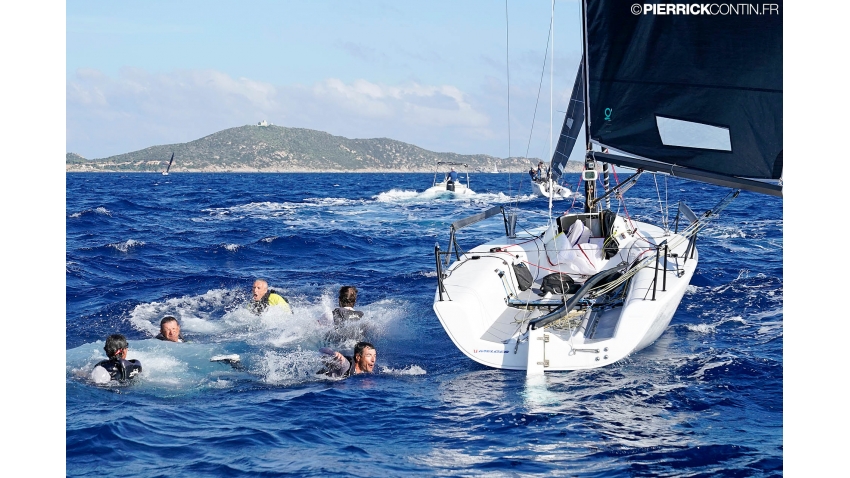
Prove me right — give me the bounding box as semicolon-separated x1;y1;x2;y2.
199;201;298;221
374;189;422;202
381;364;426;375
687;355;735;381
684;316;746;334
260;349;325;385
684;323;716;334
71;207;113;218
127;288;248;337
757;320;783;335
109;239;144;252
223;243;240;251
83;288;408;391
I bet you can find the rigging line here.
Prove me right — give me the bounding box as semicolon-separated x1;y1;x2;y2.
518;13;553;210
590;191;739;297
665;175;669;232
652;174;666;233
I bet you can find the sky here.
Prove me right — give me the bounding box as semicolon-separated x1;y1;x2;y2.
66;0;587;160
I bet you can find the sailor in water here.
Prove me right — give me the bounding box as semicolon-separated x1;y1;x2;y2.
332;286;364;325
325;286;369;344
155;316;184;342
317;342;377;379
249;279;292;315
91;334;143;384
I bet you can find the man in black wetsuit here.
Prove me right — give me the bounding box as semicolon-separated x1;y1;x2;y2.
325;286;368;344
317;342;377;379
91;334;143;384
332;286;364;326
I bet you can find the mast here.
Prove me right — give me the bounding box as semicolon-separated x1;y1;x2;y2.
579;0;596;214
547;0;555;217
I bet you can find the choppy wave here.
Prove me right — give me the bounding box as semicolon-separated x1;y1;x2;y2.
108;239;144;252
66;172;782;476
69;206;112;218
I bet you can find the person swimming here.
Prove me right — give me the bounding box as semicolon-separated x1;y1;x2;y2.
331;286;364;325
317;342;377;379
325;286;369;344
91;334;143;384
249;279;292;315
155;316;185;342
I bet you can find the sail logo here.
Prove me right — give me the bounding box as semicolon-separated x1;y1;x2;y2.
632;4;780;15
474;349;508;354
604;108;612;121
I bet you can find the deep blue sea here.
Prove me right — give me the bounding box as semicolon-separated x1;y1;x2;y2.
66;172;782;477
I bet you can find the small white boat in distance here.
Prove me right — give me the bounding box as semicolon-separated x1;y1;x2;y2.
425;161;474;195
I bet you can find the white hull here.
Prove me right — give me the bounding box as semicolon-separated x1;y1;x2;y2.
433;213;696;371
531;181;571;199
425;181;474;195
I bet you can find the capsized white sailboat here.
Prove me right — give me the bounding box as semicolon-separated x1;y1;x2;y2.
432;0;782;374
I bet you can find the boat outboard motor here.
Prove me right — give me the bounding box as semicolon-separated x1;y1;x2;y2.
446;180;455;191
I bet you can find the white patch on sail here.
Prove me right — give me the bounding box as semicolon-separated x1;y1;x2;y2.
655;116;731;151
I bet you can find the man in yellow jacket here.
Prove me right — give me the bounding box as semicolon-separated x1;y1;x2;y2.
250;279;292;315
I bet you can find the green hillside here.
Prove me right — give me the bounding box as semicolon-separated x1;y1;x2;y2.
66;124;584;173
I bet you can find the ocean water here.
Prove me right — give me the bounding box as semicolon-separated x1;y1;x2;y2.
66;172;782;477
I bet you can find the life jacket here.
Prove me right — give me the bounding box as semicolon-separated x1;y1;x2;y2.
332;307;364;326
251;289;290;315
94;357;142;381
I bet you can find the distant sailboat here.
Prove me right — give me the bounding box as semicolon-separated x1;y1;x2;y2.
162;153;174;176
492;165;499;173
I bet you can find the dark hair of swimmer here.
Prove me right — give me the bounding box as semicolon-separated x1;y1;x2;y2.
160;316;178;327
339;286;358;308
104;334;129;358
354;341;374;358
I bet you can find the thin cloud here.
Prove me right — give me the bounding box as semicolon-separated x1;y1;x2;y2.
67;68;503;159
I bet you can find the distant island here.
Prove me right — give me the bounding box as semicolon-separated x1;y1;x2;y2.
65;123;586;173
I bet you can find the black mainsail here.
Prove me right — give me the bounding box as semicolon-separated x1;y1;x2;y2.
165;153;174;173
580;0;782;196
549;58;585;183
